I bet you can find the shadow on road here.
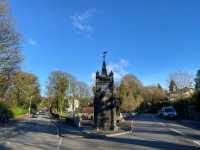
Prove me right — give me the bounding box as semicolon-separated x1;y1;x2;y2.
0;119;58;141
54;119;199;150
85;135;198;150
56;124;198;150
1;114;199;150
0;145;12;150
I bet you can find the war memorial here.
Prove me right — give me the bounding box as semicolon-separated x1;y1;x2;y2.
93;52;117;131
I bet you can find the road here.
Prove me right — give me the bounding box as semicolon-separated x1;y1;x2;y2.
0;113;59;150
0;113;199;150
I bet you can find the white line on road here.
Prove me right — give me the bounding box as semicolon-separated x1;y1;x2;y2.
60;127;84;138
159;122;165;126
57;137;63;150
51;120;63;150
151;114;200;147
169;128;185;136
192;140;200;146
151;114;184;136
51;121;60;139
106;131;130;137
169;127;200;147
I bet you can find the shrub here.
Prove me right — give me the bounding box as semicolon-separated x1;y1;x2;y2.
193;92;200;110
172;98;193;119
0;102;14;122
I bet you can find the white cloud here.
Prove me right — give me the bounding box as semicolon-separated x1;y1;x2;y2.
27;38;37;46
90;58;129;83
120;58;129;66
108;59;129;81
91;72;96;81
70;9;94;33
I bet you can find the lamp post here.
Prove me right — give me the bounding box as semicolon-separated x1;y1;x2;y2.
28;96;32;118
68;79;74;119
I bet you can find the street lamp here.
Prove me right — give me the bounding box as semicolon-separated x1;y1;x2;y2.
28;95;32;118
68;79;75;119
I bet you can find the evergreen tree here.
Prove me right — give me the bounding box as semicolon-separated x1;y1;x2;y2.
195;70;200;92
194;70;200;107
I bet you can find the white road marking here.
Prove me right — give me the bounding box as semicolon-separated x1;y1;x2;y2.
57;137;63;150
60;127;84;138
106;131;130;137
192;140;200;146
146;115;200;147
159;122;165;126
160;121;200;147
50;119;63;150
151;115;184;136
169;128;185;136
51;121;60;139
168;126;200;147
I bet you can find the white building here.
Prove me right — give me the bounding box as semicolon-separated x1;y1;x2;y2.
67;99;80;113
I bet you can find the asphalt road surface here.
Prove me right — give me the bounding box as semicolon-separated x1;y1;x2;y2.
0;113;199;150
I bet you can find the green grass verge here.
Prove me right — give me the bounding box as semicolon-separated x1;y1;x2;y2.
0;102;27;119
10;106;27;118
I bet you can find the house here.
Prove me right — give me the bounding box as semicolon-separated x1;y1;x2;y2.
81;103;94;120
168;87;194;101
67;99;79;113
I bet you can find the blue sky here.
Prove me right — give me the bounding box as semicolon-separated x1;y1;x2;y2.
10;0;200;93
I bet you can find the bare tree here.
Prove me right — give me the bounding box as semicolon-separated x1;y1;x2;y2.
0;0;22;99
46;71;69;116
0;1;21;74
168;71;193;89
76;81;90;98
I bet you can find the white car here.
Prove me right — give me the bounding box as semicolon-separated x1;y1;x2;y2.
158;106;178;119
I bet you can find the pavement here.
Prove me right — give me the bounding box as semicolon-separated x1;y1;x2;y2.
0;113;199;150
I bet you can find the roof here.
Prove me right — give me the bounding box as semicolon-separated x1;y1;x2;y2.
82;106;94;114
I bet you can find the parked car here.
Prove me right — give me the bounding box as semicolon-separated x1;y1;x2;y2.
158;106;178;119
121;113;135;120
31;112;37;118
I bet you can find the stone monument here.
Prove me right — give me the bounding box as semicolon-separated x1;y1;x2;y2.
93;52;116;131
